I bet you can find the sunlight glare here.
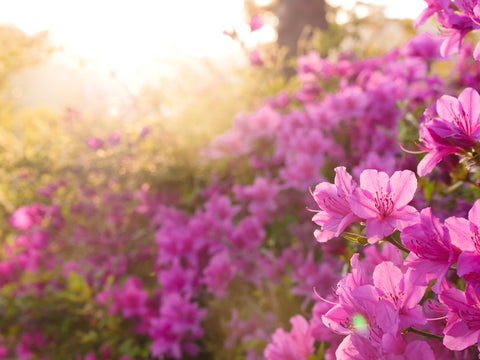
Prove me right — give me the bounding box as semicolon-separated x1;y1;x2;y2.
327;0;426;23
0;0;247;75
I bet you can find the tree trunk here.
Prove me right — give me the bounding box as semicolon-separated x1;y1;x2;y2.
276;0;328;56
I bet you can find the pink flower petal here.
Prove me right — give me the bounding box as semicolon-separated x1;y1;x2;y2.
349;189;378;219
445;216;474;251
468;199;480;226
389;170;417;208
457;252;480;277
443;320;480;351
359;169;389;195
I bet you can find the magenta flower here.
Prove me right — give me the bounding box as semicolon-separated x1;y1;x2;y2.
324;294;404;358
9;203;48;231
9;206;37;231
414;0;450;28
115;276;148;318
264;315;314;360
150;295;206;359
203;251;236;297
311;167;361;243
336;335;435;360
430;87;480;146
403;32;443;60
323;256;433;359
249;14;263;32
417;88;480;177
250;49;263;66
372;262;427;329
86;136;104;149
348;169;419;244
445;199;480;280
437;9;478;57
401;207;458;293
109;131;121;145
439;282;480;351
417;117;461;176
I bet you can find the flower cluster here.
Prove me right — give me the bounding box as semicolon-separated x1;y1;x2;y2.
306;164;480;357
416;0;480;59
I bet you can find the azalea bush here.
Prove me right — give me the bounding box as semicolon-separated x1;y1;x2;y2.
1;1;480;360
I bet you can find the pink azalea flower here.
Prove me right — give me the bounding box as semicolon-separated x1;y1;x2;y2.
348;169;419;244
403;32;443;60
371;262;427;329
430;87;480;146
297;51;330;81
109;131;121;145
139;126;151;139
0;344;7;359
323;258;433;359
9;206;37;231
417;116;461;176
150;295;206;359
325;295;405;358
414;0;450;28
250;49;263;66
9;204;47;231
439;282;480;351
249;14;263;32
264;315;314;360
401;207;458;293
445;199;480;280
86;137;104;149
273;92;290;108
311;167;361;243
436;7;479;57
203;251;236;297
116;276;148;318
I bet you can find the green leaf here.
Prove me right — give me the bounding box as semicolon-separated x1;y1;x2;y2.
341;232;368;245
67;272;91;301
423;179;434;202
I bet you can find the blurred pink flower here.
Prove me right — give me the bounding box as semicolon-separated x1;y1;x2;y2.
250;49;263;66
250;14;263;31
86;137;104;149
109;131;121;145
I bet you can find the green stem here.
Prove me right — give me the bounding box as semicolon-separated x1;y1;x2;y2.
385;236;410;253
403;327;443;340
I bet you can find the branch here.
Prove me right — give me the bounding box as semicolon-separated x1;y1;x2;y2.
402;327;443;340
384;235;410;253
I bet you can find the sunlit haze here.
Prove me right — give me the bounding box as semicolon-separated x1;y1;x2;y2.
1;1;255;75
327;0;426;22
0;0;427;106
1;0;425;64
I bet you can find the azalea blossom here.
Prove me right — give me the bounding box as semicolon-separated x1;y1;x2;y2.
264;315;314;360
401;207;458;293
311;167;361;243
445;199;480;280
418;87;480;175
249;14;263;32
439;282;480;351
414;0;451;28
348;169;419;244
371;262;427;329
